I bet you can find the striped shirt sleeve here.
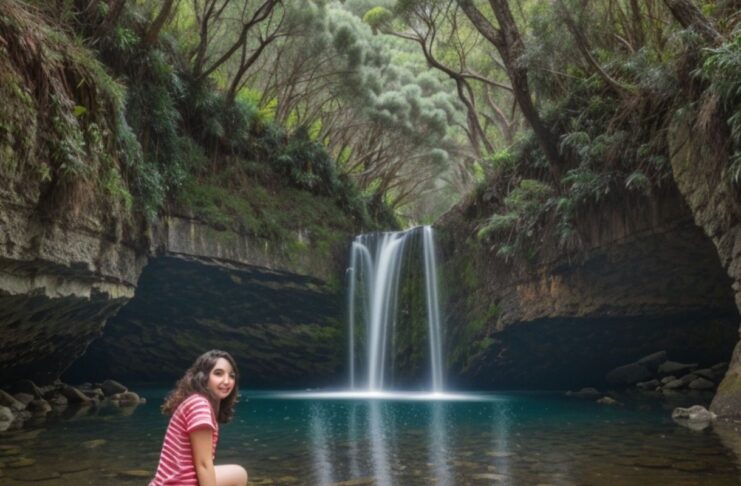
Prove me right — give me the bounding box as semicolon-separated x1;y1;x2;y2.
182;395;215;433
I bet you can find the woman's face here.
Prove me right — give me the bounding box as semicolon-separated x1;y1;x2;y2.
207;357;236;400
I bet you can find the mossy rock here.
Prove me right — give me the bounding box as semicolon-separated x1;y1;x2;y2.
710;370;741;417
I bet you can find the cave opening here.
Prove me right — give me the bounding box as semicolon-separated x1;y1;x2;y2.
462;217;740;391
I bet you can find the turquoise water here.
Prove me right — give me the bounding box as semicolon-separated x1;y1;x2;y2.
1;389;740;485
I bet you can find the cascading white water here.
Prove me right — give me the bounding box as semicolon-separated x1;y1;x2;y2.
347;226;444;392
423;226;444;393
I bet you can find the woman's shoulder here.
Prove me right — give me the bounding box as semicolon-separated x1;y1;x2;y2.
182;393;212;407
175;393;213;414
176;393;217;430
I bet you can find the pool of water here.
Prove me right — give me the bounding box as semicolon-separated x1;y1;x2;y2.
1;388;740;485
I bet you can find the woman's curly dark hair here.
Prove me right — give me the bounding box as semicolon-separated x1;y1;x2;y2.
162;349;240;423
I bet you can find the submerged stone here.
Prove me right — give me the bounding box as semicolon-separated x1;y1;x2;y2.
658;361;697;376
7;468;61;481
331;478;375;486
689;377;715;390
471;472;508;481
672;405;716;422
671;461;709;472
81;439;107;449
597;396;619;405
6;457;35;468
117;469;152;479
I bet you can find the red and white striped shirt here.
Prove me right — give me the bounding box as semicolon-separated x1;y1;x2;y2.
150;394;219;486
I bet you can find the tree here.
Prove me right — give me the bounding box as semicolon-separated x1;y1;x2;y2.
458;0;564;182
188;0;282;87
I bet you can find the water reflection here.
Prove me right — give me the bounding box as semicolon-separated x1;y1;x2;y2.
368;401;393;485
306;399;454;485
7;391;741;485
309;403;335;484
347;403;361;479
429;402;452;485
492;402;511;480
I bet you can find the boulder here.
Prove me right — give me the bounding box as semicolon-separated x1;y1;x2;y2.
27;399;52;414
688;377;715;390
13;393;34;406
59;385;93;404
49;394;68;407
693;368;715;380
658;361;698;376
636;379;660;390
663;374;696;390
636;351;668;371
672;405;716;422
606;363;652;385
0;390;26;412
101;380;127;397
711;362;727;372
40;385;61;400
83;388;105;400
110;391;143;406
0;406;14;432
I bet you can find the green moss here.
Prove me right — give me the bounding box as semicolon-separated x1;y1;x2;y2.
716;371;741;395
178;179;260;232
461;255;479;289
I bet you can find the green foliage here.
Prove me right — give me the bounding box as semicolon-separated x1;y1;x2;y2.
477;179;554;261
698;34;741;108
0;1;140;217
363;6;393;36
561;168;611;202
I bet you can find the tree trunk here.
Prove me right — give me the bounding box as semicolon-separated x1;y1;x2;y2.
458;0;565;182
663;0;722;44
142;0;175;48
554;0;635;97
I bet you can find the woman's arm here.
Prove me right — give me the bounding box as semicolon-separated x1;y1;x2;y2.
190;427;216;486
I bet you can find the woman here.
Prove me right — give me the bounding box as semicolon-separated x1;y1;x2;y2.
150;350;248;486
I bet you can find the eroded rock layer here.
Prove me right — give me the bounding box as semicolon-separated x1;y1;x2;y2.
64;256;343;387
440;185;740;392
0;188;146;385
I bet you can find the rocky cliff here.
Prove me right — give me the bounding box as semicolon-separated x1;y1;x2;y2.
0;182;353;386
668;119;741;417
0;0;360;388
438;182;739;392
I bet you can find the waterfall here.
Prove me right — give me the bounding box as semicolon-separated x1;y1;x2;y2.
423;226;444;393
347;226;444;392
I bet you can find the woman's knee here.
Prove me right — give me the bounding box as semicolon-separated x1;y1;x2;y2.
215;464;248;486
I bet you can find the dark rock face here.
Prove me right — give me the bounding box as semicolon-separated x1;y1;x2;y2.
667;122;741;417
455;314;736;390
0;288;127;385
0;185;146;386
65;256;344;387
1;175;350;388
440;183;740;391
